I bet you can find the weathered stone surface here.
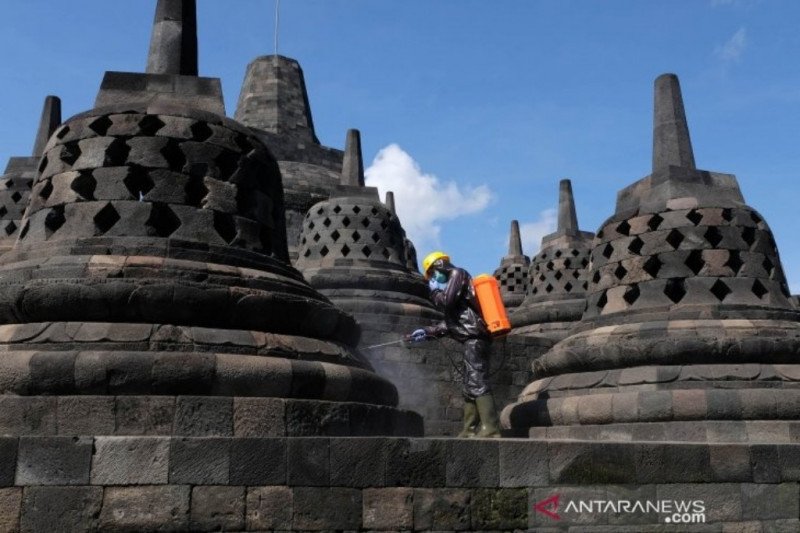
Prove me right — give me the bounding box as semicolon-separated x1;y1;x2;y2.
330;438;387;487
287;438;329;486
169;438;229;484
99;486;190;532
229;438;285;485
292;487;361;530
57;396;115;435
20;486;102;533
471;488;527;530
385;438;447;487
246;486;292;531
232;397;286;437
362;487;413;530
189;486;244;532
446;440;499;487
413;488;471;531
15;437;92;485
91;437;170;485
499;439;548;487
741;483;799;520
0;488;21;533
115;396;175;435
173;396;232;437
0;439;17;487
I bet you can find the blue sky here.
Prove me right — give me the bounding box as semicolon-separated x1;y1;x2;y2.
2;1;800;289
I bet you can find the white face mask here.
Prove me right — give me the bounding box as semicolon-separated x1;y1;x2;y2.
432;270;448;284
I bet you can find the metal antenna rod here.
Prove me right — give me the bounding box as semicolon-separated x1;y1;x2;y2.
274;0;280;55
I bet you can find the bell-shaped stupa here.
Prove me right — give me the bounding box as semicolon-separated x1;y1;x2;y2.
235;54;345;262
503;74;800;441
510;180;594;340
0;96;61;252
0;0;420;438
295;129;440;339
493;220;530;309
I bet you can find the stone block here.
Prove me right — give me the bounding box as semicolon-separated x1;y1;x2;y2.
0;439;17;487
635;443;713;483
413;488;471;531
471;488;527;530
363;487;413;530
246;486;292;531
99;486;190;532
287;438;329;486
606;484;658;525
229;438;286;485
529;486;608;527
292;487;361;530
57;396;115;435
233;397;286;437
776;445;800;481
638;390;673;422
657;482;742;522
169;438;230;484
115;396;175;435
28;351;77;394
385;438;446;487
20;486;102;533
330;438;387;487
446;439;499;487
91;437;170;485
549;441;634;484
741;483;799;520
750;444;780;483
0;488;21;533
190;486;245;532
16;437;92;485
499;439;548;487
174;396;232;437
0;397;56;436
709;444;751;481
284;399;350;436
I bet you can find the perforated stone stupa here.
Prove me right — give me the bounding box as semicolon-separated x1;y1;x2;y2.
503;74;800;441
235;54;344;262
0;96;61;252
0;0;420;438
510;179;594;340
493;220;530;309
295;129;441;340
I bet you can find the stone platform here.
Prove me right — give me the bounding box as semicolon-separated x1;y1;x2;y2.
0;436;798;531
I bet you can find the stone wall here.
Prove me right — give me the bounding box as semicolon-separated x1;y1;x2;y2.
362;334;554;436
0;436;797;531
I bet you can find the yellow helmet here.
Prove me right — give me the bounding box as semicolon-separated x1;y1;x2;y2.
422;251;450;279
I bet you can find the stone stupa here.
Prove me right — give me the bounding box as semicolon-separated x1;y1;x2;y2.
493;220;530;309
0;0;420;438
510;179;595;340
235;53;344;262
0;96;61;253
503;74;800;442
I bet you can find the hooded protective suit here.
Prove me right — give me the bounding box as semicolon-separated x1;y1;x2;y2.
424;265;493;399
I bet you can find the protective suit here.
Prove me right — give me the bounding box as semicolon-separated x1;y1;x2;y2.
416;253;500;438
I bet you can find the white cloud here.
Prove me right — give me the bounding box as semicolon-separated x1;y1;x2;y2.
715;27;747;62
519;208;557;256
364;144;493;252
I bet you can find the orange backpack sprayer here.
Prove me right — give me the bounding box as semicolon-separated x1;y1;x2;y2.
471;274;512;336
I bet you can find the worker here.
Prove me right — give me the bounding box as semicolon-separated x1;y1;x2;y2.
407;251;500;438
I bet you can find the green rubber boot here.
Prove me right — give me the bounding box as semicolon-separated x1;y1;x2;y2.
457;399;478;438
475;394;501;438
